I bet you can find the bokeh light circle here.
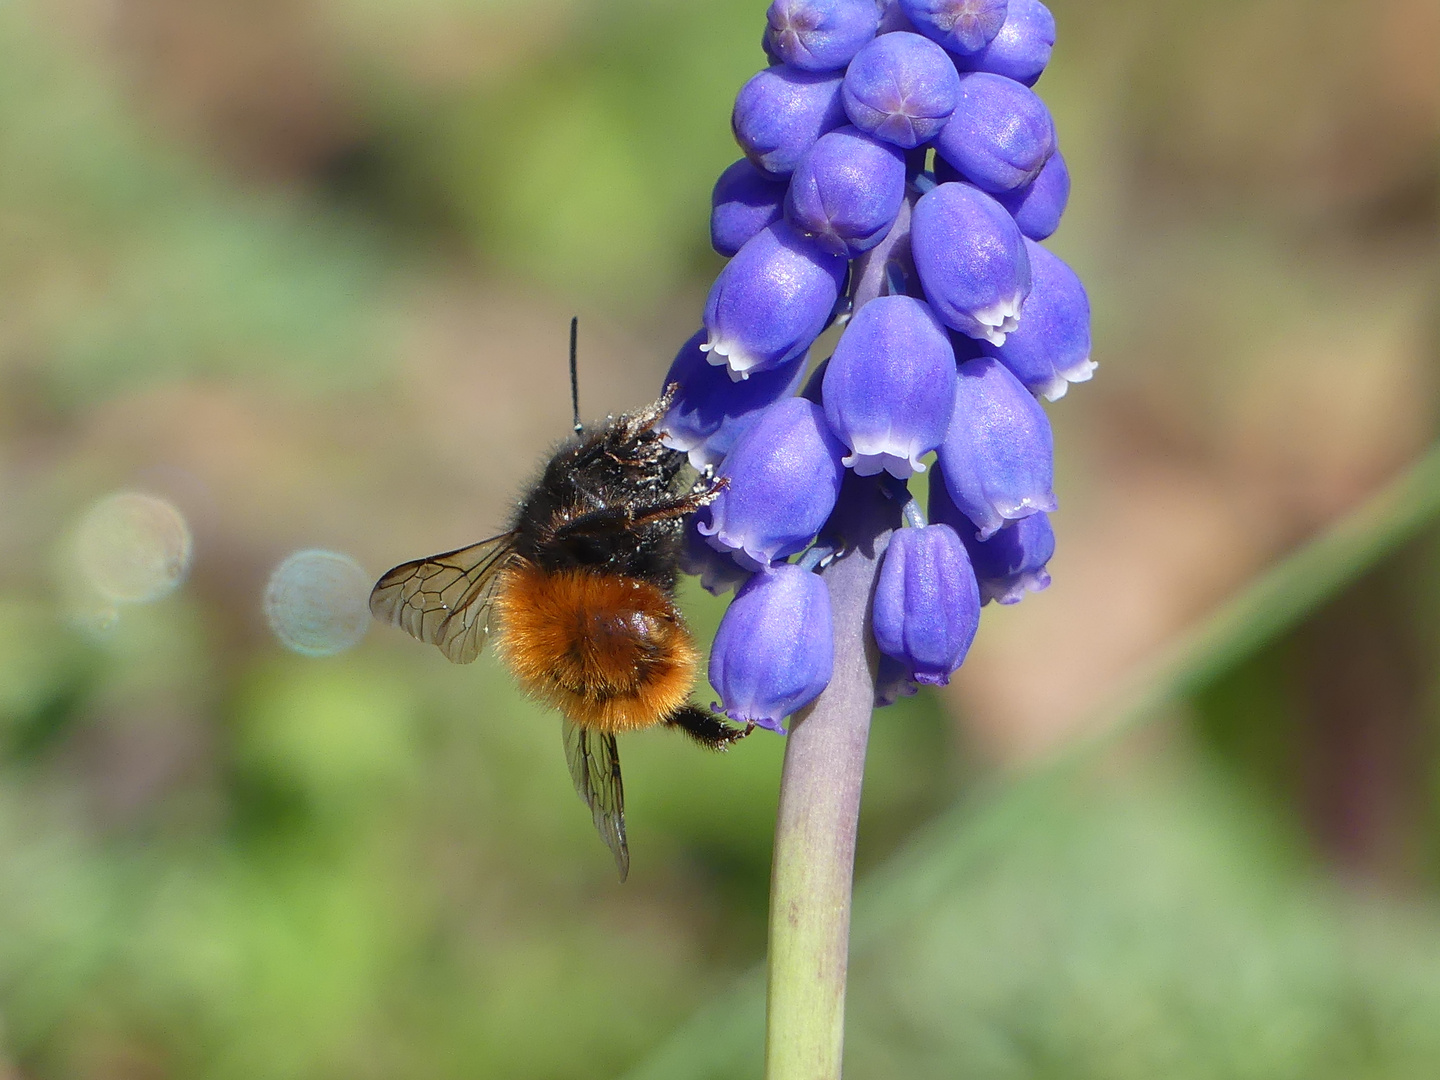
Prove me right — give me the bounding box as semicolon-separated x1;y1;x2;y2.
72;491;193;604
263;549;371;657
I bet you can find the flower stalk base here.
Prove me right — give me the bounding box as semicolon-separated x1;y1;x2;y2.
764;510;891;1080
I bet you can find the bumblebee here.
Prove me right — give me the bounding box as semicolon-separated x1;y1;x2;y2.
371;324;751;880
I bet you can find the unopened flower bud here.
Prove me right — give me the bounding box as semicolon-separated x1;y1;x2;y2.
952;0;1054;86
993;147;1069;239
700;397;847;569
704;221;848;379
786;126;907;255
937;356;1056;538
822;295;957;477
732;66;847;177
764;0;880;71
911;181;1031;345
872;523;981;685
935;72;1055;193
842;32;960;149
710;564;834;732
711;158;787;257
899;0;1008;55
981;238;1092;401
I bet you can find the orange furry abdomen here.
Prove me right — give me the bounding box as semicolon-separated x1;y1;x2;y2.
491;562;699;733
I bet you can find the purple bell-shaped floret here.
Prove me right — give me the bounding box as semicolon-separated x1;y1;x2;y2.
703;221;848;379
699;397;847;570
659;329;809;469
872;523;981;685
935;72;1055;193
711;158;788;257
980;238;1093;401
930;465;1054;603
822;295;957;477
936;355;1056;539
764;0;880;71
679;511;756;597
899;0;1008;55
993;148;1069;240
841;32;960;149
732;66;847;178
911;181;1031;346
952;0;1054;85
710;564;834;732
786;126;907;256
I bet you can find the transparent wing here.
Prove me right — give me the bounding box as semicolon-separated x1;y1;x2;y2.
369;533;518;664
562;718;629;882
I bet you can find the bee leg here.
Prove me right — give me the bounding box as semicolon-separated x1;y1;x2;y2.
617;384;680;443
665;704;754;751
627;479;729;529
551;480;731;544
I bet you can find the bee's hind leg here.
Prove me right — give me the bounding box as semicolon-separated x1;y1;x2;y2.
665;704;754;751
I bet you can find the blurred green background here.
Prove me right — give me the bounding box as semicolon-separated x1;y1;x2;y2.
0;0;1437;1076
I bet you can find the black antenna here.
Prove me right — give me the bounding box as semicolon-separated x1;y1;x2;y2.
569;316;582;434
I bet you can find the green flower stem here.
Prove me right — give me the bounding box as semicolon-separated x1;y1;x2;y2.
765;507;893;1080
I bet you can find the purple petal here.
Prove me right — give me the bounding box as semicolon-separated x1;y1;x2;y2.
703;221;848;379
822;295;957;477
786;125;907;256
710;564;834;731
765;0;880;71
911;181;1031;345
936;356;1056;539
711;158;788;257
980;239;1092;401
952;0;1055;85
872;523;981;685
700;397;847;569
841;32;960;149
732;66;847;178
935;72;1055;193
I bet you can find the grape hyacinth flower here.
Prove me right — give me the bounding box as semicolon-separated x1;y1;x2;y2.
930;463;1054;603
935;72;1056;192
821;294;956;476
841;31;960;148
952;0;1055;85
764;0;880;71
662;7;1090;1076
871;518;981;685
698;396;847;570
710;563;835;733
785;125;907;255
938;355;1057;538
981;238;1093;400
732;65;847;177
703;221;847;378
711;158;788;256
900;0;1009;55
911;181;1031;345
